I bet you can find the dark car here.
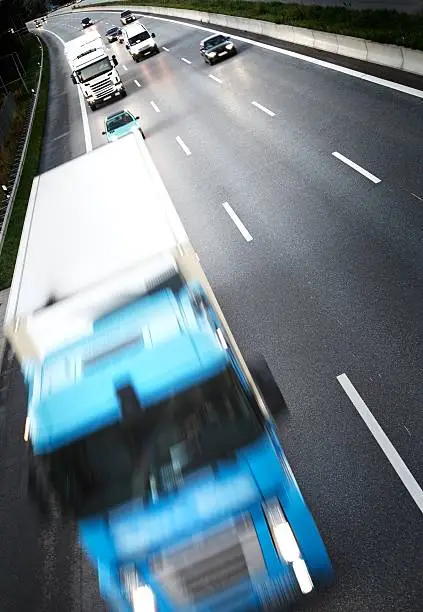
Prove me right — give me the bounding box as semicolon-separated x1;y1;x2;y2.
200;34;237;66
120;10;136;25
106;26;121;43
81;17;93;29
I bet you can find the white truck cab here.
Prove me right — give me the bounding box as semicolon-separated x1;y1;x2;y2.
122;21;159;62
65;33;126;110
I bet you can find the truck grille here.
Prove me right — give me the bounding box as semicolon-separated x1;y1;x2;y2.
90;77;115;100
151;515;265;607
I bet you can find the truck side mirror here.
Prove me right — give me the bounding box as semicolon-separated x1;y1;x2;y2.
112;55;118;66
151;32;156;38
71;74;76;84
102;131;106;135
125;44;129;50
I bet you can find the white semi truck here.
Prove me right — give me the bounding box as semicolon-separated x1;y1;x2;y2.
4;132;332;611
65;31;126;111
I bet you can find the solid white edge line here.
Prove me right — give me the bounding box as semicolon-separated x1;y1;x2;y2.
150;101;160;113
209;74;223;84
134;79;141;87
175;136;192;156
337;373;423;515
123;12;423;101
43;28;92;153
222;202;253;242
252;100;276;117
332;151;381;184
122;64;128;71
181;57;192;64
162;46;170;51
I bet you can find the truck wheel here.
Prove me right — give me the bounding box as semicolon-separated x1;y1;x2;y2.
139;129;145;140
120;89;127;98
155;46;160;54
248;354;288;418
90;103;97;111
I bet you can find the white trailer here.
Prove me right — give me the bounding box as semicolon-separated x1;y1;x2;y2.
4;132;263;409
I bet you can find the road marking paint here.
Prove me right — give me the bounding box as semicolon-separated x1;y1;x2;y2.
43;28;92;153
222;202;253;242
162;46;170;51
134;79;141;87
181;57;192;64
411;192;423;202
176;136;192;156
209;74;222;84
332;151;381;184
150;101;160;113
337;373;423;515
122;64;128;71
404;425;412;437
251;100;275;117
136;13;423;100
52;131;70;141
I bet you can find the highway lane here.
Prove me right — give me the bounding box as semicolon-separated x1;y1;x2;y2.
1;11;422;611
63;10;423;483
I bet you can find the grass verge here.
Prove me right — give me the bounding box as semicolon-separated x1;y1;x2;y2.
0;37;50;290
79;1;423;50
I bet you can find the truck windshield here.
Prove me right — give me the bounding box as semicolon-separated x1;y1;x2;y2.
128;31;150;46
44;366;262;519
76;57;112;83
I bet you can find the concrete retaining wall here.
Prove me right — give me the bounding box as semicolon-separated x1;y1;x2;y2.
72;4;423;76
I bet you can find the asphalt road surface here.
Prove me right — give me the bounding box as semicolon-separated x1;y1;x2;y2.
1;8;423;612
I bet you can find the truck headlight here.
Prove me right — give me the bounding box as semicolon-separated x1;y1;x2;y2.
207;51;216;58
264;498;313;594
225;42;234;50
120;565;156;612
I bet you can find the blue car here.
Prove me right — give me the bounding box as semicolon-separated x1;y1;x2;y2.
102;109;145;142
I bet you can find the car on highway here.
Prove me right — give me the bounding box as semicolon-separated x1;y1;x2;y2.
105;26;121;43
122;21;159;62
120;10;136;25
81;17;93;29
102;109;145;142
200;33;237;65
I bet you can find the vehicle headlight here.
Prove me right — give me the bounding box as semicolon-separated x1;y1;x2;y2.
264;498;313;594
109;134;118;142
120;564;156;612
207;51;216;58
225;42;234;50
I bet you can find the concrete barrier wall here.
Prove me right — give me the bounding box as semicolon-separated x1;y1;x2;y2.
73;4;423;77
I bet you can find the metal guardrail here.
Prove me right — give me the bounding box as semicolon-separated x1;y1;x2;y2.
0;34;44;257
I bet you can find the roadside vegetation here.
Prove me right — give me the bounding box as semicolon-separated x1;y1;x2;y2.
79;1;423;50
0;35;41;192
0;37;50;290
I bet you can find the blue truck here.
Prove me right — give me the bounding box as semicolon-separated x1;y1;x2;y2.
4;132;333;611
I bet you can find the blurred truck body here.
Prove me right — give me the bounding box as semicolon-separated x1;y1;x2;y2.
4;132;333;611
65;31;126;110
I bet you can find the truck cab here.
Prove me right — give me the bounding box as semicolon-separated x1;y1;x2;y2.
66;34;126;110
23;265;332;611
